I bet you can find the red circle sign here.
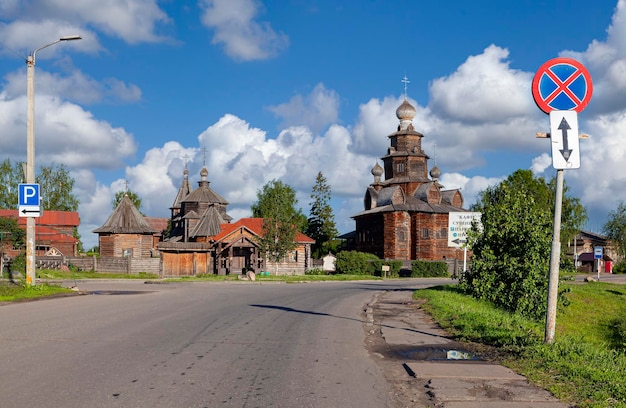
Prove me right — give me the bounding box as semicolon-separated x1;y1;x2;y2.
532;57;593;114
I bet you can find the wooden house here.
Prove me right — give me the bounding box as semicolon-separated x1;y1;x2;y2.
93;194;158;258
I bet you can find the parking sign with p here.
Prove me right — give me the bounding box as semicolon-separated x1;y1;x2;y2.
18;183;41;217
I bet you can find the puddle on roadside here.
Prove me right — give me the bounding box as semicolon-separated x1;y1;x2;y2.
391;346;482;361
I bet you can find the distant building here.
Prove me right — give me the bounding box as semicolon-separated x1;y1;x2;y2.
157;166;314;276
567;230;617;273
0;209;80;257
352;96;467;261
93;194;160;258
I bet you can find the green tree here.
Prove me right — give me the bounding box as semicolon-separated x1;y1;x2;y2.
603;201;626;261
0;158;23;209
251;180;306;264
37;163;79;211
306;172;338;258
484;170;587;252
462;170;556;320
112;190;143;212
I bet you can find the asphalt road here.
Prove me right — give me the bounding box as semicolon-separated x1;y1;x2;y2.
0;279;446;408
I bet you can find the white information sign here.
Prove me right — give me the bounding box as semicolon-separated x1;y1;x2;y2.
550;110;580;170
448;212;482;248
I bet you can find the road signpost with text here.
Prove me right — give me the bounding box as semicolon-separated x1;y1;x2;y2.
448;212;482;272
532;57;592;344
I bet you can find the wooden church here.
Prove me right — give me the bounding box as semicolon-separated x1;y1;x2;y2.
352;94;468;261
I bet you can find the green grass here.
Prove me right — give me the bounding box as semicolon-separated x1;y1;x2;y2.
415;282;626;408
0;282;74;302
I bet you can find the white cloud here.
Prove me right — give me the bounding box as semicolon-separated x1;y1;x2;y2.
124;142;198;216
85;113;376;247
0;0;170;47
530;153;552;174
199;0;289;61
429;45;536;123
268;83;340;133
0;94;136;169
0;19;96;59
351;96;414;156
4;69;141;105
439;173;503;209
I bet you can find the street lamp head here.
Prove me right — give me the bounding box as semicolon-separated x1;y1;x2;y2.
60;35;82;41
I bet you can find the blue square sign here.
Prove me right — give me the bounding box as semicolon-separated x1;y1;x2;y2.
594;246;603;259
18;183;40;206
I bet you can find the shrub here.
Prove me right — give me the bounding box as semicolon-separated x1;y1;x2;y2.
8;252;26;279
613;261;626;274
335;251;379;275
305;268;326;275
411;260;449;277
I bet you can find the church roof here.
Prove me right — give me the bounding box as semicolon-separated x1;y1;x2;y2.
171;168;192;209
181;166;228;205
190;206;224;238
93;194;158;234
352;201;467;218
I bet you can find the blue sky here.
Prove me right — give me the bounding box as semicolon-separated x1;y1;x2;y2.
1;0;625;250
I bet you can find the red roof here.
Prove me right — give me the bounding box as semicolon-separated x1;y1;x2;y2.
0;210;79;227
0;210;79;245
213;218;315;243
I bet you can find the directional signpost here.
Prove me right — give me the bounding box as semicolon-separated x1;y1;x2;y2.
532;57;592;344
448;212;482;272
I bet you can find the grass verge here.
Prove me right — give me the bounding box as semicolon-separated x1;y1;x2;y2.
415;283;626;408
0;282;74;302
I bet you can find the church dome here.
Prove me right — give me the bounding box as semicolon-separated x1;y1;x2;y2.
430;165;441;179
396;99;416;122
371;161;384;177
200;166;208;179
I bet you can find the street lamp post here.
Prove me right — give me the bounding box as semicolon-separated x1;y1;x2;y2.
25;35;81;285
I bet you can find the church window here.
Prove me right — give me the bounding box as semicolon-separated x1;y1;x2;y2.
397;163;405;173
422;228;429;239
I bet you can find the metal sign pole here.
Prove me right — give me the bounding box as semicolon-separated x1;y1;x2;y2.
545;168;564;344
533;57;592;345
463;246;467;272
